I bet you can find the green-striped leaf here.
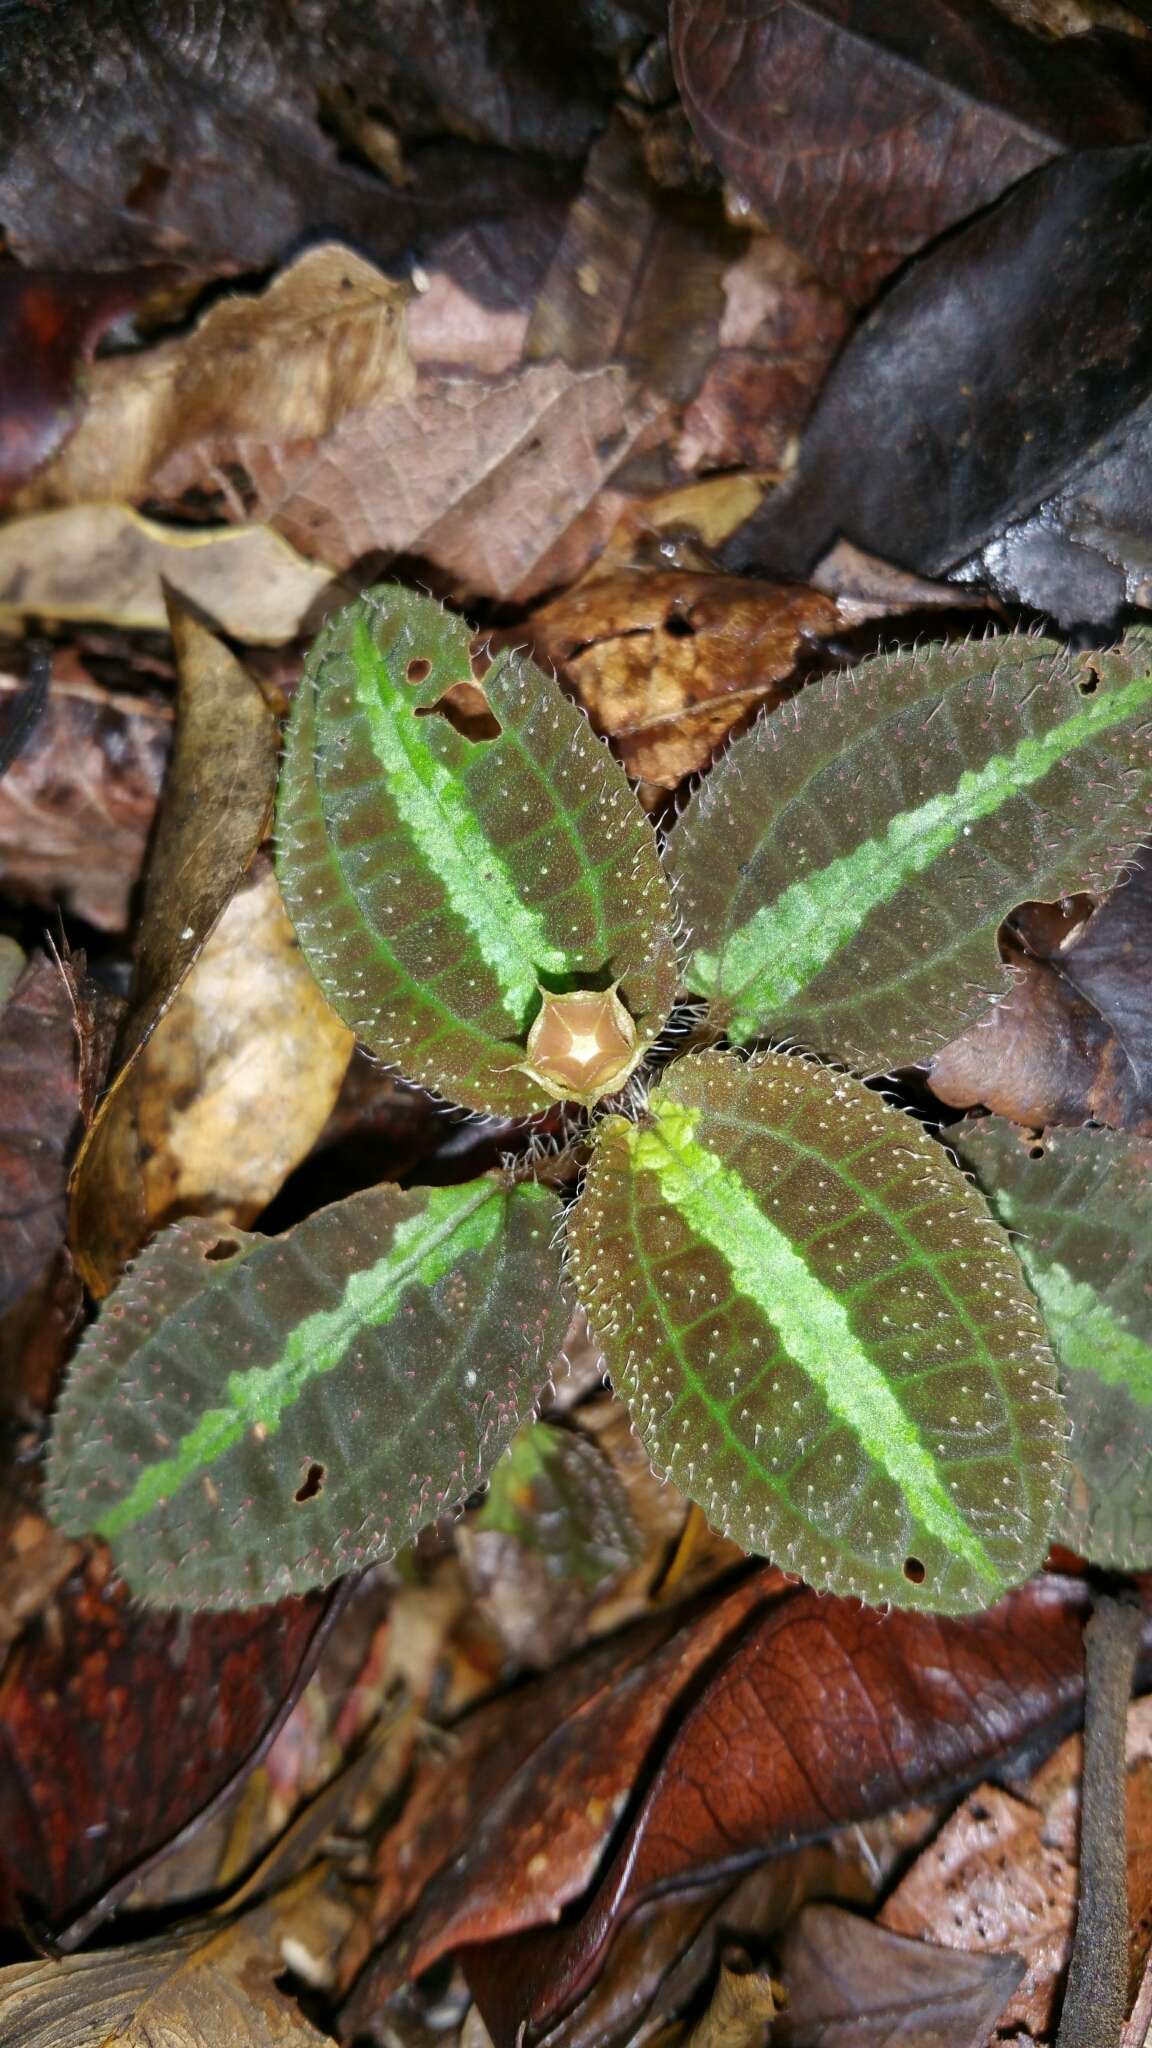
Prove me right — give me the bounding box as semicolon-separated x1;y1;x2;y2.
672;631;1152;1073
277;585;678;1118
956;1120;1152;1571
46;1177;565;1608
568;1051;1064;1612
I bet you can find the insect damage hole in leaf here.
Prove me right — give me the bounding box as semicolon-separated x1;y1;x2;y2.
294;1461;325;1503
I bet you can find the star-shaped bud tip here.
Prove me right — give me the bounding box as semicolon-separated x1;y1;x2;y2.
521;985;641;1106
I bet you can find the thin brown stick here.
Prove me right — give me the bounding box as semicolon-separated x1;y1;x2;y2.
1056;1589;1145;2048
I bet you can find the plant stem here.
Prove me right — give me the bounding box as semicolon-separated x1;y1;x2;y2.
1056;1588;1145;2048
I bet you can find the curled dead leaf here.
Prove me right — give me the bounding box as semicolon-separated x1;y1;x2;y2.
0;505;344;644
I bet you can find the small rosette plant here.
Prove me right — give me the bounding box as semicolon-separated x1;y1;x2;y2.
46;588;1152;1614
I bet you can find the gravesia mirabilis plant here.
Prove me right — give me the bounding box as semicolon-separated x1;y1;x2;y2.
44;588;1152;1614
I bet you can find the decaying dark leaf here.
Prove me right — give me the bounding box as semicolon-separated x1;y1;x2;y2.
519;570;840;794
68;604;279;1294
725;146;1152;619
672;0;1150;304
930;844;1152;1130
0;0;579;272
0;1561;342;1942
0;662;170;932
0;953;81;1320
776;1904;1025;2048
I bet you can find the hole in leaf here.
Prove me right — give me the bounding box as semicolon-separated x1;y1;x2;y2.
203;1238;240;1262
1029;1142;1046;1159
294;1461;325;1503
664;611;695;639
406;656;432;685
902;1556;926;1585
414;681;501;743
1078;671;1099;696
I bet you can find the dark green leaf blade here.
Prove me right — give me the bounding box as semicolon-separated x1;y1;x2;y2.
277;584;678;1118
568;1051;1064;1612
46;1178;566;1608
956;1120;1152;1570
672;630;1152;1072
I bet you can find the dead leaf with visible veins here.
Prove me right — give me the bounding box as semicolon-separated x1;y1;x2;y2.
518;569;840;796
0;1865;354;2045
17;245;414;511
238;358;660;606
687;1958;778;2048
0;663;170;931
69;604;279;1294
0;505;343;643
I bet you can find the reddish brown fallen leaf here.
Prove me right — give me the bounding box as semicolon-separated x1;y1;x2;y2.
776;1904;1025;2048
930;845;1152;1130
518;570;839;794
338;1571;781;2027
0;662;170;931
879;1694;1152;2036
0;268;170;508
0;953;81;1319
441;1573;1143;2048
0;1555;344;1944
671;0;1150;304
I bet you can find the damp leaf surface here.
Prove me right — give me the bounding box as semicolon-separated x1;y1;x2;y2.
672;631;1152;1072
277;584;678;1118
46;1177;565;1608
568;1051;1064;1612
957;1120;1152;1571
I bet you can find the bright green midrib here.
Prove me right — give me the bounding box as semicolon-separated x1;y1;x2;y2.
1008;1239;1152;1403
347;619;568;1030
626;1100;1003;1585
689;669;1152;1037
94;1182;507;1539
282;676;520;1072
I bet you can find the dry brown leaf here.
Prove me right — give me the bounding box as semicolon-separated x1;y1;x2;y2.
125;858;354;1230
879;1693;1152;2034
687;1958;778;2048
18;245;414;510
0;1865;354;2045
69;606;279;1294
0;665;170;931
519;569;840;793
238;360;659;605
0;505;342;643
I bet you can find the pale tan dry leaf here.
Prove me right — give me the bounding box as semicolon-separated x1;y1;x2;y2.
131;860;355;1229
0;506;343;643
18;245;414;509
0;1866;354;2046
238;360;659;604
